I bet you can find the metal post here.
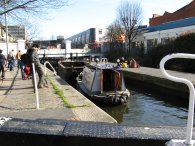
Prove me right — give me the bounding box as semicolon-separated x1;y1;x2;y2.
160;53;195;146
32;63;40;109
4;0;9;55
70;53;73;61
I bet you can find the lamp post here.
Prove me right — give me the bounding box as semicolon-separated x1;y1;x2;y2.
4;0;9;55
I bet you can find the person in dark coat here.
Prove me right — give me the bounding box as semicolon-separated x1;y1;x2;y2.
29;44;48;88
0;49;6;79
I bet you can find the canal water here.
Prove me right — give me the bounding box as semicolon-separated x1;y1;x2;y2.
100;84;190;127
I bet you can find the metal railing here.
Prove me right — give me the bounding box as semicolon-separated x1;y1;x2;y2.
32;63;39;109
160;53;195;146
32;61;57;109
44;61;57;76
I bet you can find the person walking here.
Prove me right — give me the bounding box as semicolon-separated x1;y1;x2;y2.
16;50;22;69
0;49;6;79
7;50;15;71
29;43;48;88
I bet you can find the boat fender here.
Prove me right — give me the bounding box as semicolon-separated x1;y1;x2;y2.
117;97;121;104
114;98;118;105
120;98;124;104
122;96;127;103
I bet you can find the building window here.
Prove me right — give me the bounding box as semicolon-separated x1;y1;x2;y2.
161;37;169;45
99;29;102;34
147;39;157;50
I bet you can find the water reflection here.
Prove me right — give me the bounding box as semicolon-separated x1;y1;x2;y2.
75;79;192;127
100;104;129;123
101;89;190;127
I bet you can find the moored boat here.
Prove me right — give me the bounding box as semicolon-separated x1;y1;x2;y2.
77;58;130;105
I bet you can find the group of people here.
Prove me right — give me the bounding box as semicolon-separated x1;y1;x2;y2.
0;49;15;80
116;57;140;68
0;43;48;88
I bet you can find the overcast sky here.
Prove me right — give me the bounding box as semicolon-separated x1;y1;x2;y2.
37;0;192;40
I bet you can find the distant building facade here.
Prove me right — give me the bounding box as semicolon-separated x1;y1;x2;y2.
149;0;195;26
66;28;108;52
8;25;26;40
33;36;65;49
0;24;26;55
0;23;16;42
143;17;195;52
133;0;195;53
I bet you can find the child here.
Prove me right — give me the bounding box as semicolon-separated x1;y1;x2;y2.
23;65;31;79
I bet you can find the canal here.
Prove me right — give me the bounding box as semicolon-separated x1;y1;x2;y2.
100;83;190;127
53;60;192;127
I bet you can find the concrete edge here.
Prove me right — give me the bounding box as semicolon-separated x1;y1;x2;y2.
44;67;117;123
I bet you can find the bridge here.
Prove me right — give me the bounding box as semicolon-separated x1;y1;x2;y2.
38;49;107;59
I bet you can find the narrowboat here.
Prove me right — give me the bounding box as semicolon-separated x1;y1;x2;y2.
77;59;130;105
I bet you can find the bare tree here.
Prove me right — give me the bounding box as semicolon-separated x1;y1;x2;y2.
0;0;70;16
106;20;124;50
25;22;40;41
0;0;71;41
117;0;143;57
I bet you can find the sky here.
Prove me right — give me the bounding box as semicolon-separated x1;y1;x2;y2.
37;0;193;40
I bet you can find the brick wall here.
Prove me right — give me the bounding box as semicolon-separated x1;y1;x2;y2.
149;0;195;26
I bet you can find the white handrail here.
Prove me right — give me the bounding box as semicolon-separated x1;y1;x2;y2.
160;53;195;146
32;63;39;109
44;61;57;76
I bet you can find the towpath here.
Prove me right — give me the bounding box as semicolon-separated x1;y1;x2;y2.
0;67;116;123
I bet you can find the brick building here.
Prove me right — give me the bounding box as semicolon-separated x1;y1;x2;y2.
149;0;195;26
131;0;195;54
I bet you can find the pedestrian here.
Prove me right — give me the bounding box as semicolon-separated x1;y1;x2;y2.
0;49;6;79
29;43;48;88
115;59;121;69
120;57;125;66
129;58;140;68
120;57;128;68
7;50;15;71
16;50;22;69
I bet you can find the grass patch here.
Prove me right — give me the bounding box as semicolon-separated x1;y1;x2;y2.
46;76;88;108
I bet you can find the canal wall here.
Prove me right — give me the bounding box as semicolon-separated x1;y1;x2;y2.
122;67;194;98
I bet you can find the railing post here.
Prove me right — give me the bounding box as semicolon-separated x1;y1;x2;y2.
160;53;195;146
32;63;40;109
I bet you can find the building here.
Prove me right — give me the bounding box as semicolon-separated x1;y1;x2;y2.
149;0;195;26
33;36;65;49
8;25;26;40
143;17;195;52
0;23;16;43
133;0;195;53
0;24;26;55
66;28;108;52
